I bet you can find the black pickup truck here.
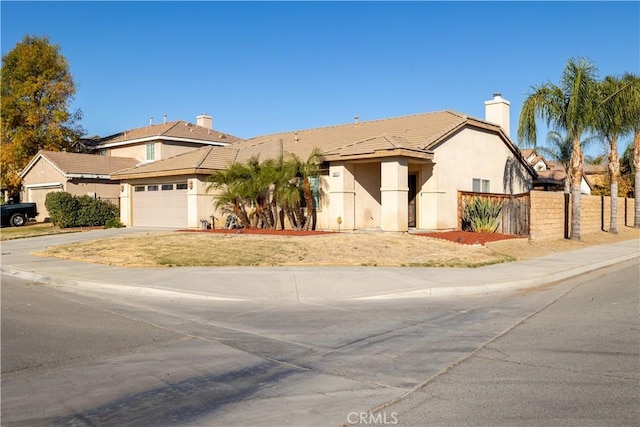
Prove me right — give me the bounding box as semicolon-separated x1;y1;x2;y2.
1;203;38;227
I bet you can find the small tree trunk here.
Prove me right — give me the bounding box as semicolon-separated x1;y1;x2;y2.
609;140;620;234
569;138;583;241
633;128;640;228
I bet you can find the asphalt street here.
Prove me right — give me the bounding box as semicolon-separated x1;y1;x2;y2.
2;260;638;426
366;260;640;427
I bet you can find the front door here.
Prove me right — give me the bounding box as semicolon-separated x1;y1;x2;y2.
408;173;417;228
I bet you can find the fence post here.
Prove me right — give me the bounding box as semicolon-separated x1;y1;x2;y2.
564;193;570;239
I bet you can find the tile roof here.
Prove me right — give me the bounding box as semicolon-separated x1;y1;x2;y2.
96;120;242;146
233;110;468;162
21;150;139;178
111;109;528;179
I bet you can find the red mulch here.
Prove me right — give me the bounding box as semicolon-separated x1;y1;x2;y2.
415;230;526;246
178;228;335;236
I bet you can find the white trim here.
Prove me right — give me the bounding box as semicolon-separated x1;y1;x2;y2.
20;153;66;178
24;182;63;189
96;136;231;149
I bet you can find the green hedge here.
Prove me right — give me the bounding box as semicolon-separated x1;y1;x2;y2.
45;191;120;228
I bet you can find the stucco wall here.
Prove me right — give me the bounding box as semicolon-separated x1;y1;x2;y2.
529;190;636;240
354;163;381;229
107;141;204;163
428;128;532;230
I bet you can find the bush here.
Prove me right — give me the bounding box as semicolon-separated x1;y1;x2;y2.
462;196;504;233
105;217;125;228
45;191;120;228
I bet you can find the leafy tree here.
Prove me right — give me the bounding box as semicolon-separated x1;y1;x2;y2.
518;57;599;241
620;73;640;227
1;35;84;199
593;75;631;233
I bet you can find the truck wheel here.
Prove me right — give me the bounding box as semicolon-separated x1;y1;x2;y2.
10;213;26;227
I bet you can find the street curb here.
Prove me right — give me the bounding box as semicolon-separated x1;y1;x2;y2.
0;266;248;302
350;252;640;300
2;251;638;302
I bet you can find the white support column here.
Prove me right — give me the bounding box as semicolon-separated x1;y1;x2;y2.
328;163;356;231
380;158;408;232
187;177;199;229
119;183;132;226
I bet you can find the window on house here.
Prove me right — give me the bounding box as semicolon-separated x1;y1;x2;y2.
147;185;159;191
134;186;145;192
176;183;188;190
161;184;174;191
473;178;490;193
146;143;155;161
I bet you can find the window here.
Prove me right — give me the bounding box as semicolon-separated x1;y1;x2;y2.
146;143;155;161
161;184;174;191
147;185;158;191
134;186;145;192
176;183;188;190
473;178;490;193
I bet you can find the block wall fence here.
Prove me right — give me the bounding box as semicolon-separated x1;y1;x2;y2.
529;190;636;240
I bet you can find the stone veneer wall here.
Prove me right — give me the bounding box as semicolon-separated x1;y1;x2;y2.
530;190;636;240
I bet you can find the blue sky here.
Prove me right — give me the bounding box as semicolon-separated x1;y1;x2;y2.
1;1;639;157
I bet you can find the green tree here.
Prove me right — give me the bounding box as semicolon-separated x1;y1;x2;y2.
518;57;599;241
593;75;631;233
620;73;640;227
1;35;84;199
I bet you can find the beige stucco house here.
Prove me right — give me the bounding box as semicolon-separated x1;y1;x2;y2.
522;148;592;194
19;150;139;221
112;94;536;231
19;114;243;221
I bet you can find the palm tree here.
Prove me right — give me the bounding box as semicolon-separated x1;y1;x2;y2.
620;73;640;227
539;131;574;193
290;148;323;230
206;165;251;227
593;75;631;233
518;57;599;241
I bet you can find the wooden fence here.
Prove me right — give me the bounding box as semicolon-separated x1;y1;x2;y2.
458;191;530;236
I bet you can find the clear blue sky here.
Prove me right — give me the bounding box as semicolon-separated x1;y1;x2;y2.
2;1;639;157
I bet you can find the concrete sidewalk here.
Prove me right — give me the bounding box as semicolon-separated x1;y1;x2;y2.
1;228;638;302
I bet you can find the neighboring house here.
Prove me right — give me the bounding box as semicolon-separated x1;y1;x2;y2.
522;148;592;194
19;113;242;222
20;150;139;221
112;94;536;231
89;114;242;163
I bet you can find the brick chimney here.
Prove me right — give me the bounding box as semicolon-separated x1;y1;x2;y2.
196;113;213;129
484;93;510;137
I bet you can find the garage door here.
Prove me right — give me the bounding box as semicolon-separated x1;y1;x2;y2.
132;183;188;228
27;185;63;222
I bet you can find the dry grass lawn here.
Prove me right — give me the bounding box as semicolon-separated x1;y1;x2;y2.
33;226;640;268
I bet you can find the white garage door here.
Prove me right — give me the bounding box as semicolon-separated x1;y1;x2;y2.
132;183;188;228
27;185;63;222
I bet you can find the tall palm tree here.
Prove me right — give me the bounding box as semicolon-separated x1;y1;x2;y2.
291;148;323;230
593;75;630;233
620;73;640;227
518;57;599;241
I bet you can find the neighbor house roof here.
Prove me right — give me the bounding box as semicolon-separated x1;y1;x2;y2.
21;150;140;179
111;146;239;179
94;120;242;148
110;110;534;179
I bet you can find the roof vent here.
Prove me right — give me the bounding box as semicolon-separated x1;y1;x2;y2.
149;116;153;126
163;114;167;124
354;115;359;126
493;92;502;98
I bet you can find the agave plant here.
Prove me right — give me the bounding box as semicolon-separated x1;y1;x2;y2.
462;196;504;233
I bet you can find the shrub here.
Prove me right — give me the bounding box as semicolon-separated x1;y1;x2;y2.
45;191;78;228
105;217;125;228
462;196;504;233
45;191;120;228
